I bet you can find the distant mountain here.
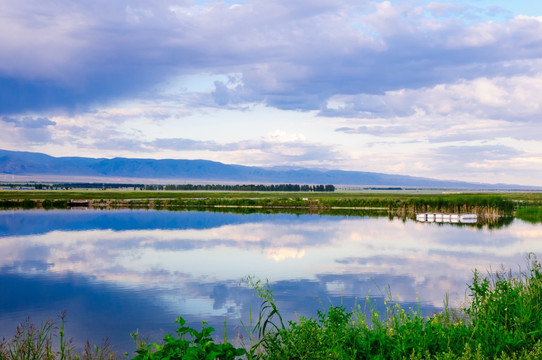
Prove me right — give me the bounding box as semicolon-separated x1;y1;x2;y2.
0;149;536;189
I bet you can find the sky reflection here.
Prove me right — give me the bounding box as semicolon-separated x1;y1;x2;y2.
1;210;541;354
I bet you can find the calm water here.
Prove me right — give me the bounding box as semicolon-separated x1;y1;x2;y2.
1;209;541;354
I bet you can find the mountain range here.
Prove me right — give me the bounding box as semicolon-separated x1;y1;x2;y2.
0;149;536;189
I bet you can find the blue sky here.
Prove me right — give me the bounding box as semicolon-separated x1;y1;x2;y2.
1;0;542;186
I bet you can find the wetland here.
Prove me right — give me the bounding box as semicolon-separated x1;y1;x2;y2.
1;190;542;358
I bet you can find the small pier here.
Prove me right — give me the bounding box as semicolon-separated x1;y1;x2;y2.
416;213;477;224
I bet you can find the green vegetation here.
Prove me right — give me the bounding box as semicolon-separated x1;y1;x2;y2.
0;314;243;360
0;311;117;360
41;199;69;209
3;189;541;223
131;317;245;360
0;190;532;218
515;207;542;224
243;255;542;359
3;256;542;359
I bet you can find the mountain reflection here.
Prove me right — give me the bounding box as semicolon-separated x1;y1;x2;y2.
0;210;541;354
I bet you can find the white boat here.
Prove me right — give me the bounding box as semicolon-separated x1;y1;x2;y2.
416;213;427;222
459;214;478;223
416;213;477;224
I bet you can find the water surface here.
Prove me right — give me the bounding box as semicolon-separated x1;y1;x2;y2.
1;209;540;354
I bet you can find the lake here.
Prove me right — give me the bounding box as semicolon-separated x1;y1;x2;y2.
1;209;541;355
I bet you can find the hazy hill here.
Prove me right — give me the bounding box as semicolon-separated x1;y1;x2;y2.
0;149;534;189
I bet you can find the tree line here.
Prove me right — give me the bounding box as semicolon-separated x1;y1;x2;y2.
148;184;336;192
1;182;335;192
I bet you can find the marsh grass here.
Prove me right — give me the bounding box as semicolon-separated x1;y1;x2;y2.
0;317;56;360
0;190;522;214
515;207;542;224
0;312;118;360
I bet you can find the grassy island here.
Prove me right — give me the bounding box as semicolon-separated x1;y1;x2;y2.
1;189;541;223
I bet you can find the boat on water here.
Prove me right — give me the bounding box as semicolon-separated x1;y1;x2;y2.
416;213;477;224
459;214;477;223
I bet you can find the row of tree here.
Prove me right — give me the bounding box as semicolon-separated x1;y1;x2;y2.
2;182;335;192
148;184;336;192
1;183;143;190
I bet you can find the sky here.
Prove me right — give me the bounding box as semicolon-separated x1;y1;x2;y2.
1;0;542;186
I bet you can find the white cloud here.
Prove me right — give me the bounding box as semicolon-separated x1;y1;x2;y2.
327;72;542;123
2;0;542;185
4;0;542;113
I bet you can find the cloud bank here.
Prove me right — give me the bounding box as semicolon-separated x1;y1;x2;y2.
3;0;542;113
1;0;542;185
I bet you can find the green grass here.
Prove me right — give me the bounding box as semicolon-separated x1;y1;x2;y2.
0;190;528;218
515;207;542;224
1;190;540;203
3;255;542;359
243;254;542;359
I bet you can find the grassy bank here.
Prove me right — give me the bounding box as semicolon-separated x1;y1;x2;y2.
2;256;542;359
2;190;541;203
1;190;536;219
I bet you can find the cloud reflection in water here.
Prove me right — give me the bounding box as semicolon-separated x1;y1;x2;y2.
1;210;541;354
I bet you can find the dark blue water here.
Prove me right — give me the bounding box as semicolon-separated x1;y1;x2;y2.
1;209;539;355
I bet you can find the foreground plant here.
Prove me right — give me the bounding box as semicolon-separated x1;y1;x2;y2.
0;317;56;360
131;317;245;360
463;253;542;357
246;253;542;359
0;312;118;360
